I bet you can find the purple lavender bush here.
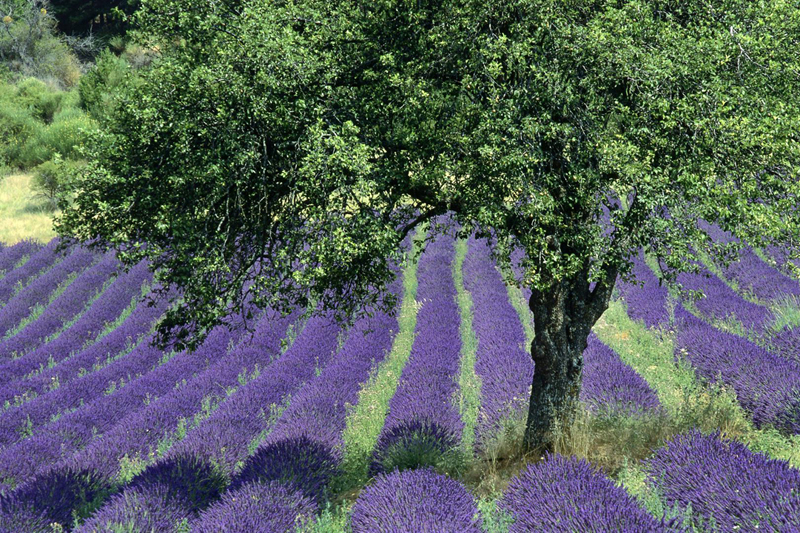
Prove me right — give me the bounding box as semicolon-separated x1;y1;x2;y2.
231;436;339;506
193;481;316;533
77;484;190;533
0;239;61;305
164;313;342;475
0;240;41;276
351;468;482;533
126;454;227;515
0;466;112;531
769;326;800;366
499;455;670;532
646;431;800;531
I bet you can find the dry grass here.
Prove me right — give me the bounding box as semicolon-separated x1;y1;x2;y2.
0;173;57;244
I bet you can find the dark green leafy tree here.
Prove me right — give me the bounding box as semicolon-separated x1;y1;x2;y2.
57;0;800;452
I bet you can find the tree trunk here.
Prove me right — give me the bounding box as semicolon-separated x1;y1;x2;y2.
523;270;616;454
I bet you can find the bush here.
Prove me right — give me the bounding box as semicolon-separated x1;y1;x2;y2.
78;49;130;121
31;154;78;207
18;107;96;167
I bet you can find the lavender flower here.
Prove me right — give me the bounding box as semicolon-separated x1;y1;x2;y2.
0;246;96;341
646;431;800;531
0;466;112;531
0;240;41;277
164;313;342;475
499;455;670;532
193;481;316;533
232;436;338;506
0;239;61;306
126;454;227;514
351;468;482;533
77;483;190;533
617;252;670;329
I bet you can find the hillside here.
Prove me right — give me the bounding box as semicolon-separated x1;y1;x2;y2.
0;227;798;531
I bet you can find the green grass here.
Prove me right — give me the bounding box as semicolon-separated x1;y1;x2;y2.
454;238;482;457
337;228;425;491
0;173;57;244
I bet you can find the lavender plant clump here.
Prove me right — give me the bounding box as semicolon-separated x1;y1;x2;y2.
371;234;463;475
499;455;673;532
0;289;167;452
64;308;296;481
0;252;119;367
77;484;191;533
700;221;800;303
463;236;533;451
233;277;403;505
646;431;800;531
193;481;316;533
0;323;241;490
674;305;800;434
351;468;482;533
676;261;772;333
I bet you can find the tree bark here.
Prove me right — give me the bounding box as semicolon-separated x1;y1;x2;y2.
523;269;616;454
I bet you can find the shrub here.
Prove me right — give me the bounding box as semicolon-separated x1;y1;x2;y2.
351;468;483;533
77;484;191;533
369;418;462;477
232;436;339;506
0;466;113;531
78;49;129;121
194;481;317;533
127;454;228;515
18;107;96;167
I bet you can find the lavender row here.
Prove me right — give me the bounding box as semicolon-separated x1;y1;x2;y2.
0;247;96;342
646;431;800;530
164;312;342;475
617;252;671;329
674;305;800;433
0;261;154;410
701;221;800;303
371;234;463;475
766;243;800;277
675;261;772;333
581;333;662;417
0;285;166;451
500;454;672;532
351;468;482;532
463;236;533;452
62;308;298;481
0;252;116;363
0;239;62;306
229;278;403;507
0;323;243;490
0;240;40;279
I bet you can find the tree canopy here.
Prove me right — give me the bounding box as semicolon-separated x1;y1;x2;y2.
57;0;800;450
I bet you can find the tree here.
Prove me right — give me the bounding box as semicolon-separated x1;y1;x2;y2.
56;0;800;453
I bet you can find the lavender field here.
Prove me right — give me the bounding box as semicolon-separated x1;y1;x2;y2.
0;231;799;532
